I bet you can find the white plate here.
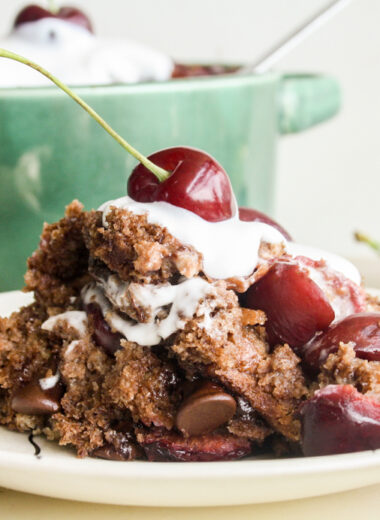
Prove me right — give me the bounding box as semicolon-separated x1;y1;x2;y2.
1;290;380;507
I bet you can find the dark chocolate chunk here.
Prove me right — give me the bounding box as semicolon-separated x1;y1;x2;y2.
176;381;236;436
11;379;63;415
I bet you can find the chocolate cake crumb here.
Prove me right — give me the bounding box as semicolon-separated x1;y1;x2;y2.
0;200;376;460
318;342;380;395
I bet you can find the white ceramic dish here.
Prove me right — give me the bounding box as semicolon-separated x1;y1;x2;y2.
1;290;380;507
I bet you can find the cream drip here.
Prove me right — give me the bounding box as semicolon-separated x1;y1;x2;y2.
99;196;361;284
99;196;286;280
65;339;81;356
82;277;213;347
287;243;361;287
42;311;88;337
39;372;60;391
98;275;130;312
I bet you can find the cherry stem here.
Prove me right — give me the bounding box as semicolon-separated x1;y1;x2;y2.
0;48;170;182
354;231;380;254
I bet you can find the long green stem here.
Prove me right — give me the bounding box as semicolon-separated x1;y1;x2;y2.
0;48;170;182
354;231;380;254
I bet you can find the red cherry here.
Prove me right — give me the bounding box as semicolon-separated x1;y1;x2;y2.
127;147;236;222
245;259;335;349
238;207;292;240
57;7;93;32
84;303;122;356
14;5;49;26
300;385;380;456
140;429;252;462
302;312;380;371
14;4;93;33
172;63;238;79
295;256;366;322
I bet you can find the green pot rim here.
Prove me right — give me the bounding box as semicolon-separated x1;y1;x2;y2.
0;70;280;98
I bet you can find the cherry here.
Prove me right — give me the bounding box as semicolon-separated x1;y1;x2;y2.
14;4;93;33
300;385;380;456
85;303;122;355
140;429;252;462
302;312;380;371
238;207;292;240
245;259;335;349
0;51;235;222
296;257;366;321
127;147;236;222
172;63;239;79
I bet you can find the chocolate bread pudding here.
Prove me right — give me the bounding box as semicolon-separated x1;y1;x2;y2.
1;189;380;461
0;50;379;462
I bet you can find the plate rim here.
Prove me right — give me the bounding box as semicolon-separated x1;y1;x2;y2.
1;438;380;478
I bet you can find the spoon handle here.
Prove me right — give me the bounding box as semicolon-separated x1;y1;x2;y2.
243;0;352;74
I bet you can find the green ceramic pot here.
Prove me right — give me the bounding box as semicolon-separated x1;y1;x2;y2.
0;72;340;291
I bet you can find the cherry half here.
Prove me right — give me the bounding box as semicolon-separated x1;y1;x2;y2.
127;147;236;222
238;207;291;240
245;259;335;349
84;302;122;356
300;385;380;456
302;312;380;371
14;4;93;33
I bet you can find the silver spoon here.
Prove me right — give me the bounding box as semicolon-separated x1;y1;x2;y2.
241;0;353;74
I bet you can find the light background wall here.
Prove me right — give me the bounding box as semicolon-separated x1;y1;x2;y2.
1;0;380;284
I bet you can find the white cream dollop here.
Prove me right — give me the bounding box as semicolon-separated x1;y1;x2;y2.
42;310;88;337
82;278;213;347
0;18;173;87
99;196;285;280
39;372;60;391
99;195;361;284
65;339;81;356
287;243;361;286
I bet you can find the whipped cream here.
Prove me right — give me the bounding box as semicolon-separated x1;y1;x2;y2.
0;18;173;87
65;339;81;356
42;310;88;337
82;278;213;346
98;274;131;313
287;243;361;287
99;196;285;280
39;372;60;391
99;195;361;284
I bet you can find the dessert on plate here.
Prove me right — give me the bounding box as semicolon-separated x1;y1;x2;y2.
1;150;380;461
0;49;379;462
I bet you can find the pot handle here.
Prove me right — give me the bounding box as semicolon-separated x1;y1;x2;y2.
278;74;341;134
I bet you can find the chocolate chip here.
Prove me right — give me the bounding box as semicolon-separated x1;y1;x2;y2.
176;382;237;436
11;380;63;415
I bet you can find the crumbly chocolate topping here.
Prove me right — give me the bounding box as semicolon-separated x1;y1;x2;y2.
0;200;377;460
